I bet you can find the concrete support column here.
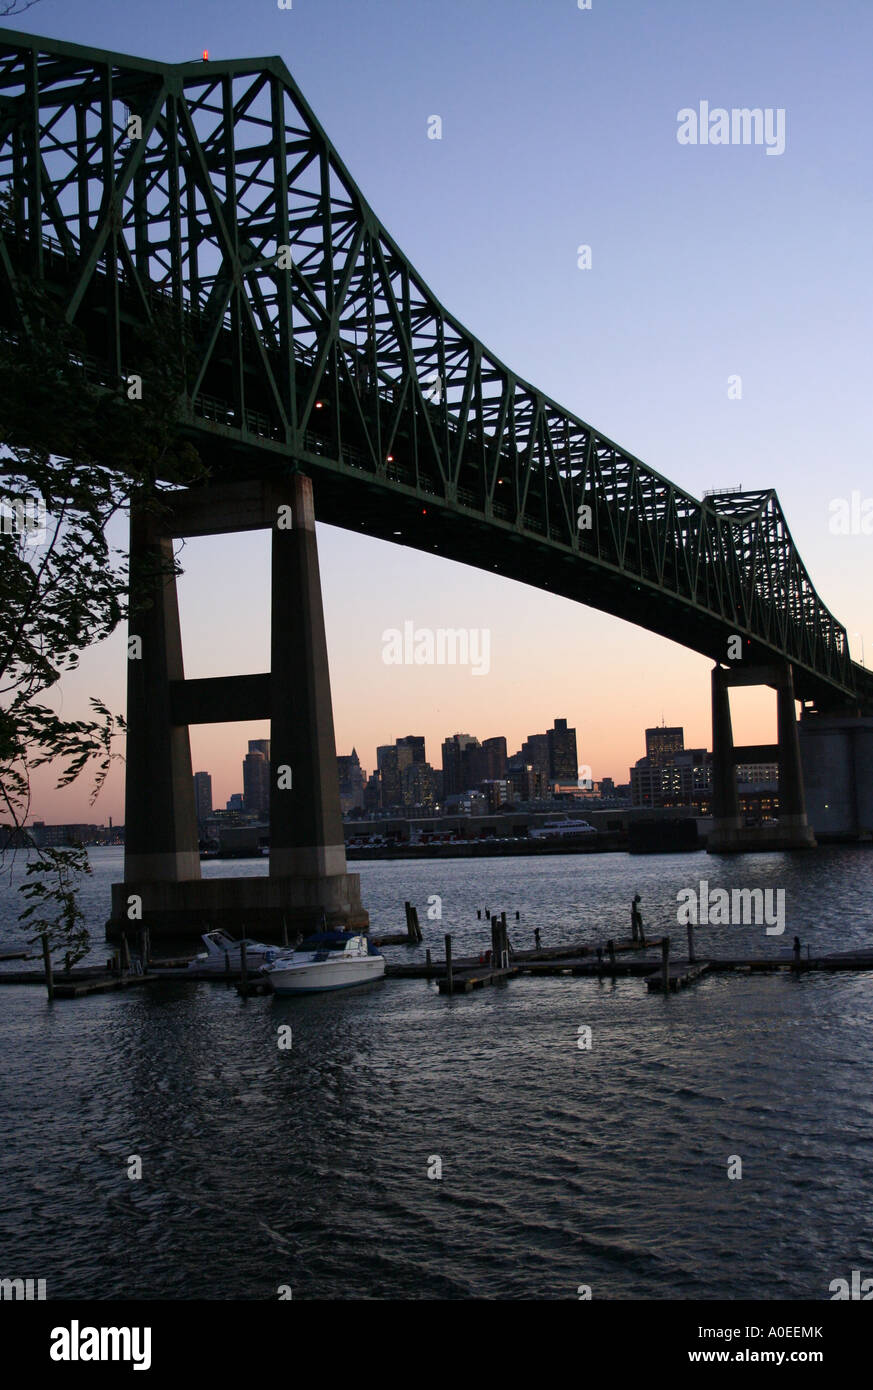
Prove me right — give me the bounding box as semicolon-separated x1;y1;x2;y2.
711;665;741;832
776;663;815;843
123;505;200;882
269;473;348;879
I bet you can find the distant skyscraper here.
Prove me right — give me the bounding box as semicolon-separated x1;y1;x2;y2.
547;718;578;783
363;770;381;812
243;746;270;817
481;736;507;780
377;745;402;808
396;734;426;764
646;725;684;766
441;733;480;797
337;748;366;812
193;771;213;824
403;760;439;809
248;738;271;762
518;732;550;785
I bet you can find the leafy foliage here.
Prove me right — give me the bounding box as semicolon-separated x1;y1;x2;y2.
18;845;92;970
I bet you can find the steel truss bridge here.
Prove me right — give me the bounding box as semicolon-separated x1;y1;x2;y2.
0;26;869;714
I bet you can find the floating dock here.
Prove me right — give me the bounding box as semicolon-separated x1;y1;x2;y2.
647;961;711;993
6;927;873;1001
437;964;518;994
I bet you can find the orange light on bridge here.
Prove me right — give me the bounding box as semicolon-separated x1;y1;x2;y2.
202;50;209;61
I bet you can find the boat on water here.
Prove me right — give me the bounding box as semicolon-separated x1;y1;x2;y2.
187;929;281;973
529;817;597;840
261;932;385;995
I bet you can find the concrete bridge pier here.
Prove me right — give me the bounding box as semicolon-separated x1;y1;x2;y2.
708;661;816;854
799;711;873;840
108;473;367;946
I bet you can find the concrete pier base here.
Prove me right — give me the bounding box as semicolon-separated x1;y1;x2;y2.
107;873;368;947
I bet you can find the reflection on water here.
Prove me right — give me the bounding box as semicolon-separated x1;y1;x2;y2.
1;845;872;1298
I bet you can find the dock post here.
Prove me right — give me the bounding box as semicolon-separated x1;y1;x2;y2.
500;912;509;965
687;922;695;964
445;934;453;995
485;909;490;920
411;906;422;943
490;917;499;965
41;933;54;1002
477;909;481;920
140;926;150;971
404;901;412;936
121;932;131;976
515;911;520;921
426;947;432;973
240;938;248;990
793;936;801;971
596;946;603;979
607;939;616;974
661;935;670;993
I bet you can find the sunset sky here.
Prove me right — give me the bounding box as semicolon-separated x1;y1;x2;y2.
15;0;873;823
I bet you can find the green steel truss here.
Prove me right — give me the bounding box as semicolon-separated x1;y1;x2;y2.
0;26;869;712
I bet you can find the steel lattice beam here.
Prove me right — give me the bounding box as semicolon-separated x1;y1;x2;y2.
0;25;869;714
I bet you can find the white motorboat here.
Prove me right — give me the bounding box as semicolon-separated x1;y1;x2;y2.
187;929;281;973
529;817;597;839
261;932;385;995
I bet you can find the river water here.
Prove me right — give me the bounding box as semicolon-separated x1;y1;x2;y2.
1;844;872;1300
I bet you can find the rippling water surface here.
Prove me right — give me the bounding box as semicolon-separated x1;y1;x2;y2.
2;845;873;1299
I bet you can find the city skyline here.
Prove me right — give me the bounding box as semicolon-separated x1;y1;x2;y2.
30;711;779;827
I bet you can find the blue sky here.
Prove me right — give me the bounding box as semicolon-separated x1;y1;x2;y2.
13;0;873;818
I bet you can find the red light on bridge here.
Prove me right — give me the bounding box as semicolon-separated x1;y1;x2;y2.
314;400;324;409
386;454;394;462
421;508;427;515
202;50;209;61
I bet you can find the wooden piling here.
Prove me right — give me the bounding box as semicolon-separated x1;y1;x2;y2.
486;909;491;920
661;935;671;992
139;926;150;971
411;906;422;943
477;909;482;920
793;936;801;970
515;911;520;920
41;933;54;1002
426;948;432;972
121;932;131;975
607;939;616;973
445;934;453;995
596;946;603;979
